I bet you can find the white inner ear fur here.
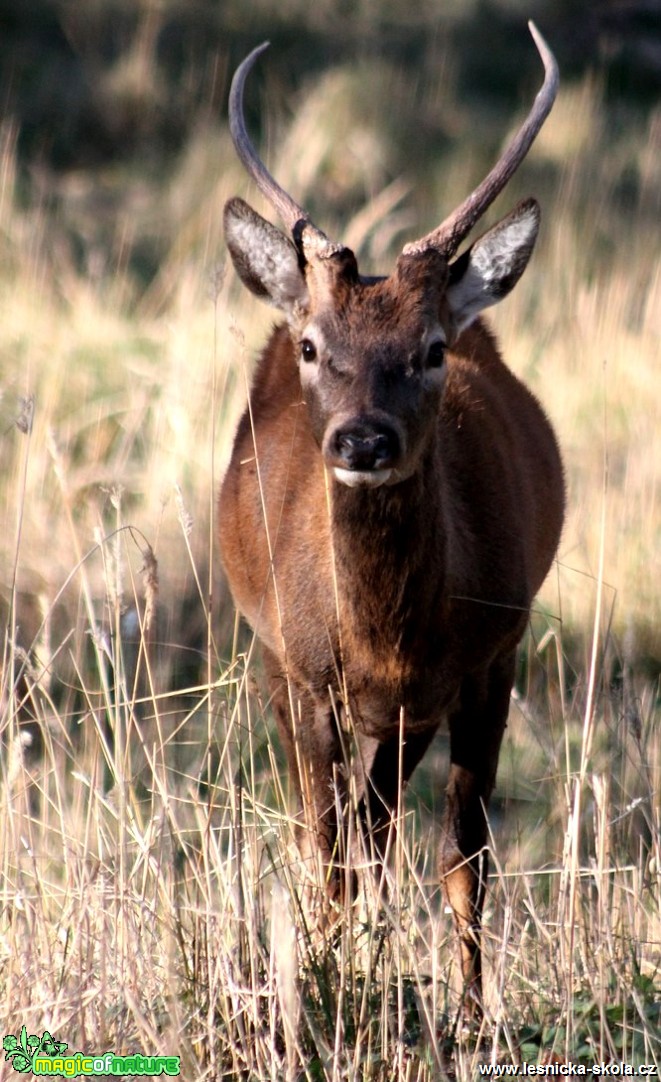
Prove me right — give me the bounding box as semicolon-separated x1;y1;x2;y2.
226;212;309;313
446;208;538;333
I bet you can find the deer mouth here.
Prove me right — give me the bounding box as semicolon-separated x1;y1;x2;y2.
333;466;394;488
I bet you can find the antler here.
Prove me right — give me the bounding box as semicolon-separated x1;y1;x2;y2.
228;43;339;259
403;22;558;259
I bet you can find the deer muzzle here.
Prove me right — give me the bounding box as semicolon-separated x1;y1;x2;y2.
324;417;403;488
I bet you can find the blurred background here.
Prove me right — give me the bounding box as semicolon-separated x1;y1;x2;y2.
2;0;659;286
1;5;660;1067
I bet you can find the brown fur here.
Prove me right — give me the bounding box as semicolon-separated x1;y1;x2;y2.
219;242;564;1014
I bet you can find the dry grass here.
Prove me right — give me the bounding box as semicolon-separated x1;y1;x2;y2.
1;64;660;1080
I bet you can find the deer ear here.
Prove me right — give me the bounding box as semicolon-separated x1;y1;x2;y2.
224;197;309;313
446;199;540;333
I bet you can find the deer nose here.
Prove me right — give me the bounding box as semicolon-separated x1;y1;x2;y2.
331;422;401;472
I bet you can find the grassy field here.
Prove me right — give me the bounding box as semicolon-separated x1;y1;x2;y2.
1;21;660;1081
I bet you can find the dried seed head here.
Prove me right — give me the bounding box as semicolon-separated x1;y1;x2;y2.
141;543;159;631
16;395;35;435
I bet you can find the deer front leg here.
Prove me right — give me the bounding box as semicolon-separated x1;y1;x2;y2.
440;653;515;1017
262;650;347;914
357;728;436;873
292;704;348;912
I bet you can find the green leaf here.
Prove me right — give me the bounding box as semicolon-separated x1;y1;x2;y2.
519;1041;542;1061
518;1023;543;1045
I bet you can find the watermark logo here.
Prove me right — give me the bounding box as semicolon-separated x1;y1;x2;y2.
3;1027;181;1077
3;1029;66;1074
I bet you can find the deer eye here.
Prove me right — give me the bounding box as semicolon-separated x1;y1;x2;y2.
427;340;446;368
300;338;317;363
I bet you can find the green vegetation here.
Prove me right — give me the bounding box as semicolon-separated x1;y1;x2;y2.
1;2;659;1078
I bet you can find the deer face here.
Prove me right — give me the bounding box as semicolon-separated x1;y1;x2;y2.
224;196;539;488
294;248;449;488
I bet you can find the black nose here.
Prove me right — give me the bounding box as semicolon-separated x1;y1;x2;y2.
332;422;401;471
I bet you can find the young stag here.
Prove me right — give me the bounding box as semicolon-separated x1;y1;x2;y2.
219;24;564;1012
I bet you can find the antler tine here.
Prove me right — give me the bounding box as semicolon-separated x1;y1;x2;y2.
403;21;559;259
229;43;335;256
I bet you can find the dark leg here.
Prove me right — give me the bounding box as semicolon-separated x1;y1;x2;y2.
357;727;437;868
440;651;515;1016
262;649;346;904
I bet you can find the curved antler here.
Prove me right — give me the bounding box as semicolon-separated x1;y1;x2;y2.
228;43;338;259
403;22;558;259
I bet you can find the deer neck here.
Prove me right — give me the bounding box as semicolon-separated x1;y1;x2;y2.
328;455;449;657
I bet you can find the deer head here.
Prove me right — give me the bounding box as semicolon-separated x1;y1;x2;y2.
224;23;558;490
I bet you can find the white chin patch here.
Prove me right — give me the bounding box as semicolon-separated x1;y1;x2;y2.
333;467;393;488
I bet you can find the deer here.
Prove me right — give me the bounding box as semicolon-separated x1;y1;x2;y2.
218;23;564;1016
